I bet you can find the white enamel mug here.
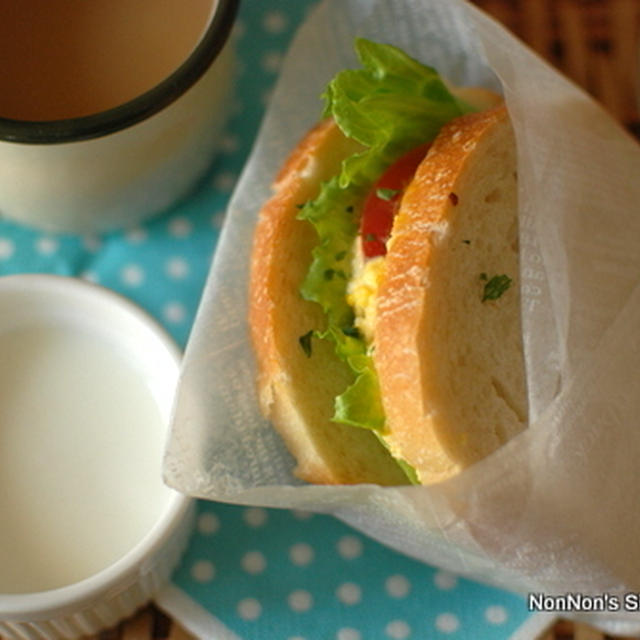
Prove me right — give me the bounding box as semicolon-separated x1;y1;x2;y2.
0;0;238;233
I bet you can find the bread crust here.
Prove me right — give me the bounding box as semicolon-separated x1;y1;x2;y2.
374;105;527;484
249;119;408;485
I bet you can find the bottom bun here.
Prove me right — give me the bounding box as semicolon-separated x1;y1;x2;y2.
249;119;409;485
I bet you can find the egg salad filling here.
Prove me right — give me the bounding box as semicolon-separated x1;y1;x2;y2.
346;242;384;346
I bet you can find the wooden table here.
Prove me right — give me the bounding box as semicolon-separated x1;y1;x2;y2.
56;604;640;639
473;0;640;133
73;606;192;640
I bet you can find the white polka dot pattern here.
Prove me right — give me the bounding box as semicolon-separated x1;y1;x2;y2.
163;301;186;324
336;535;363;560
385;575;410;599
121;264;145;286
36;236;58;255
435;612;460;633
243;507;268;527
197;512;220;535
336;628;361;640
288;589;313;612
336;582;361;606
485;604;508;624
190;560;215;583
165;257;189;279
237;598;262;621
385;620;410;639
168;216;192;238
241;551;267;575
289;542;314;566
125;227;147;244
434;570;458;590
0;238;14;259
262;10;288;33
212;171;237;193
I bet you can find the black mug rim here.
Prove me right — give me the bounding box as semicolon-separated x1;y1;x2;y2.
0;0;240;144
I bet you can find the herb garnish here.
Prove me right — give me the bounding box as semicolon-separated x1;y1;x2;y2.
299;330;314;357
341;326;361;339
481;274;512;302
376;187;401;201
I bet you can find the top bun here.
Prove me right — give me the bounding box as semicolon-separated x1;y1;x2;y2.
375;105;527;484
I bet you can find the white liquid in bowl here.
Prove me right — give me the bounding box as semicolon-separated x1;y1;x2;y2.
0;323;174;594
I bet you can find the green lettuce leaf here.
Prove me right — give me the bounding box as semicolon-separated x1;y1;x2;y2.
299;39;469;330
297;179;365;328
323;38;468;187
328;326;386;431
298;39;475;483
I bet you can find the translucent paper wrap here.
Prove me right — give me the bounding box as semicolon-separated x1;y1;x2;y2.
164;0;640;632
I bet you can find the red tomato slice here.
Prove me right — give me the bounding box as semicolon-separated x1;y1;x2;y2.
360;142;431;258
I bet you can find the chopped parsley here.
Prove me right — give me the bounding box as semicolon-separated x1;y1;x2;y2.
341;326;361;339
376;187;401;201
481;274;512;302
298;330;314;357
323;268;347;281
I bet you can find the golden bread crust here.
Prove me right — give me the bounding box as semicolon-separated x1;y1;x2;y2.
374;105;527;484
249;119;408;485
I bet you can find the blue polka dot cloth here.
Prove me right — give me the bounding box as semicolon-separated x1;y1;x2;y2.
163;503;546;640
0;2;546;638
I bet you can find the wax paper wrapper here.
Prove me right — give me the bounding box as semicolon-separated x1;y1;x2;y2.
164;0;640;632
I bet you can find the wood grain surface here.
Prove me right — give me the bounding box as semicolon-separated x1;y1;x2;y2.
473;0;640;134
46;604;640;639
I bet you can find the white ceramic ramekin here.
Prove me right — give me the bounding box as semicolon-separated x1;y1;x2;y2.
0;275;193;640
0;0;238;234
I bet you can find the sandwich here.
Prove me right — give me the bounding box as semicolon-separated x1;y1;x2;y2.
249;39;527;486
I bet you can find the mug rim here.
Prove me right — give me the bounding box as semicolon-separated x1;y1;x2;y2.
0;0;239;144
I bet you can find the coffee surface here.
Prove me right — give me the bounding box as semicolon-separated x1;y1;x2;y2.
0;0;215;121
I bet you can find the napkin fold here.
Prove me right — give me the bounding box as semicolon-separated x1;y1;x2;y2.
164;0;640;633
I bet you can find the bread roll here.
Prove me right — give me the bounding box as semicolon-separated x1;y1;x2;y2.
249;103;527;486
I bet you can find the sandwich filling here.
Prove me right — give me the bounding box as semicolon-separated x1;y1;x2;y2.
296;39;479;483
348;142;431;343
